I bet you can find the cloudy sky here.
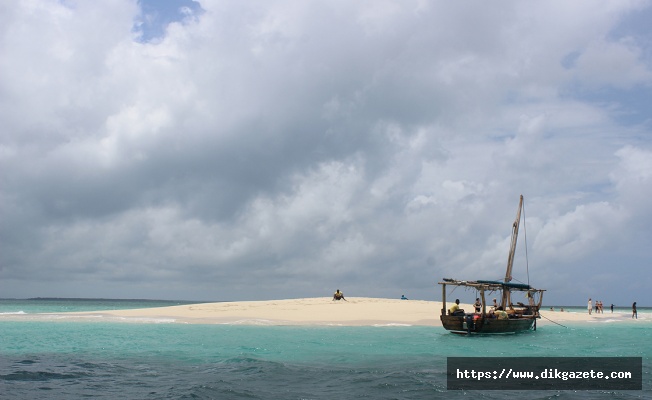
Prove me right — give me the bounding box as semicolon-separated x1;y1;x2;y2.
1;0;651;305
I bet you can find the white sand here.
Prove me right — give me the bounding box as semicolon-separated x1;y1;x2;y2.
60;297;648;326
68;297;445;326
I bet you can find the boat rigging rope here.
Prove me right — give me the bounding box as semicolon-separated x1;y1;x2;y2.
540;313;568;328
522;199;530;287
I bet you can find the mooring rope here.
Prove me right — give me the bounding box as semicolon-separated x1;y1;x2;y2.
540;313;568;328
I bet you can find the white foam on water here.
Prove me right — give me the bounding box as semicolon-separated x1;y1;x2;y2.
0;313;177;324
220;319;277;325
112;316;177;324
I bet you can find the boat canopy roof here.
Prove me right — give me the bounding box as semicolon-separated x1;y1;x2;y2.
439;278;545;292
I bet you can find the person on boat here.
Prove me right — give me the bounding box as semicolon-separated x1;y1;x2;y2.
526;291;536;310
588;298;592;315
632;302;637;319
491;298;498;310
401;294;408;300
494;306;509;320
473;298;482;313
449;299;464;316
333;290;347;301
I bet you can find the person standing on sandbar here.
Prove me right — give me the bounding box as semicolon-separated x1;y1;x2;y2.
632;302;637;319
588;298;592;315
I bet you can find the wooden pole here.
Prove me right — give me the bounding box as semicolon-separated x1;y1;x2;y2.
441;284;446;316
480;288;486;317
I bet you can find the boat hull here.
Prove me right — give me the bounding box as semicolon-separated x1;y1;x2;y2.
441;315;536;334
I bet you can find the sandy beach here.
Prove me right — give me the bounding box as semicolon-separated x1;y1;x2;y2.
61;297;647;326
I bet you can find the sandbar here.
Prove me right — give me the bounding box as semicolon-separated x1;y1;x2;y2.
52;297;647;326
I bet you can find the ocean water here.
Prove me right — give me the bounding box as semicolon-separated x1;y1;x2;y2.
0;298;196;314
1;299;650;399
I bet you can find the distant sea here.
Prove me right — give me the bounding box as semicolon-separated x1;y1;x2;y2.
1;299;649;399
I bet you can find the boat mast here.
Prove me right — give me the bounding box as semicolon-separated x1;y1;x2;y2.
502;195;523;309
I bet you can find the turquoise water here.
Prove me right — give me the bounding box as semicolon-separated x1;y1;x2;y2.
1;300;650;399
0;298;197;314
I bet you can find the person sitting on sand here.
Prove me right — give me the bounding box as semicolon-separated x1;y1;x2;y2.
449;299;464;316
401;295;408;300
333;290;347;301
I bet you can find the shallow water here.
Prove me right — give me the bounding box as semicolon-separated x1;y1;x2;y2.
0;299;649;399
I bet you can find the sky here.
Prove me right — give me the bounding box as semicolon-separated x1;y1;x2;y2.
1;0;651;305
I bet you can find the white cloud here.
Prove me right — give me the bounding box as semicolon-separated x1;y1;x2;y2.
611;145;652;221
574;38;652;89
0;0;651;303
534;202;626;261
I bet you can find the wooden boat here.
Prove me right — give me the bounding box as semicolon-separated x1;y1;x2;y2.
439;195;545;334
